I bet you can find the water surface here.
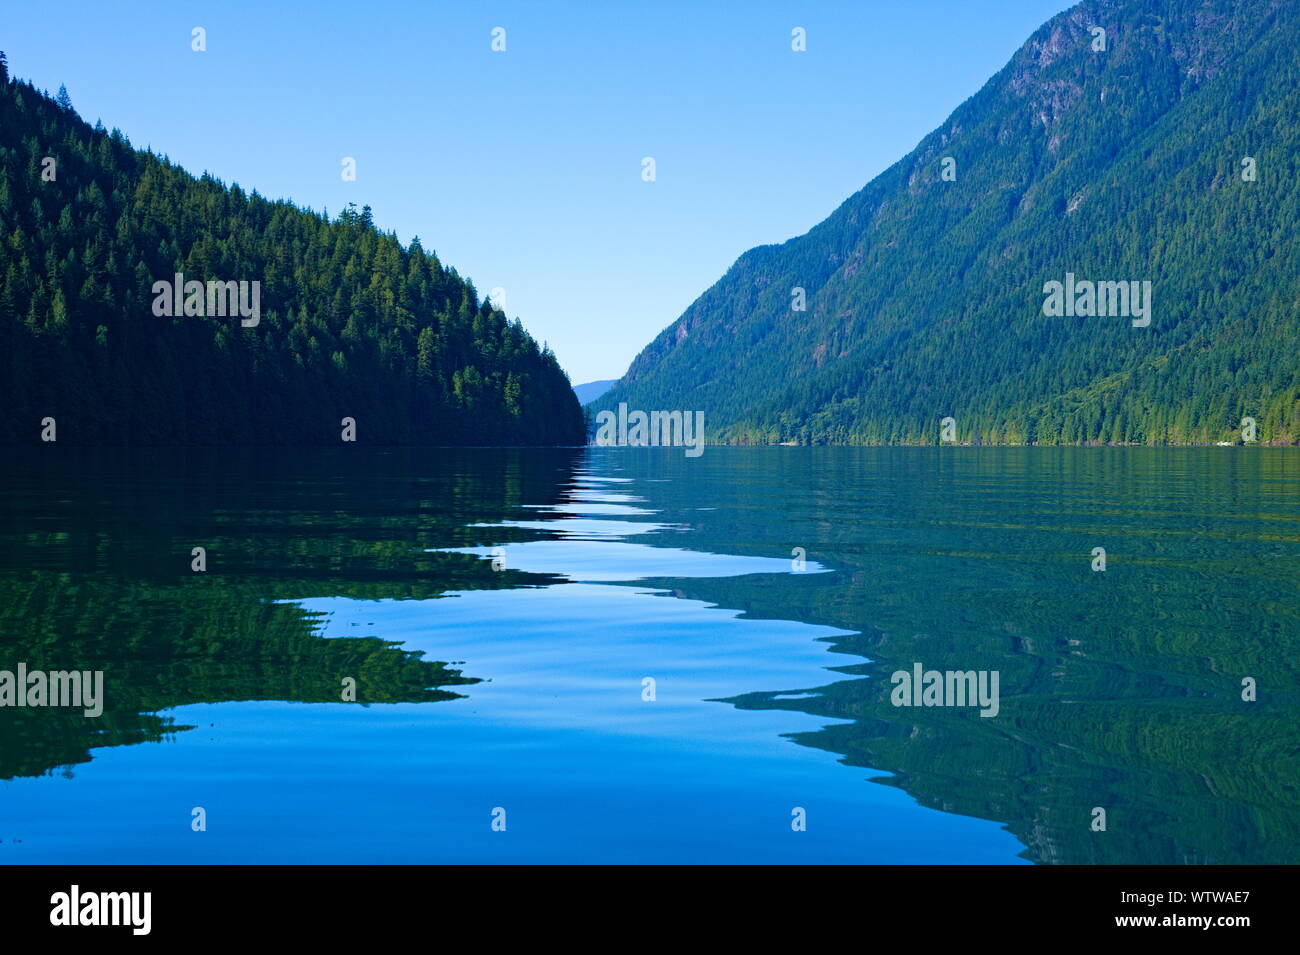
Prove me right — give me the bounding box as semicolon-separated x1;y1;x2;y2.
1;447;1296;863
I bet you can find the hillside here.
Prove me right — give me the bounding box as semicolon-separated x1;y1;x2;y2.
0;53;585;446
597;0;1300;445
573;378;617;405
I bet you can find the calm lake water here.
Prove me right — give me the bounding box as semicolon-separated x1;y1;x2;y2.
2;446;1297;864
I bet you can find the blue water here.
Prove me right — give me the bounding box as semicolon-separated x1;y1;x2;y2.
3;447;1296;863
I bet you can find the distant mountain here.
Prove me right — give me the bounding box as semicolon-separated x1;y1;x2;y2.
573;379;617;405
0;53;585;446
597;0;1300;445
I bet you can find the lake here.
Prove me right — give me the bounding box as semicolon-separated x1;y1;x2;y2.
1;446;1296;863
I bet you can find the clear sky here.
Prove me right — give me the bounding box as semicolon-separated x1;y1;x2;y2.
3;0;1070;384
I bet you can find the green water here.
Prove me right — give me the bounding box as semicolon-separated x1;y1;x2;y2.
1;446;1296;863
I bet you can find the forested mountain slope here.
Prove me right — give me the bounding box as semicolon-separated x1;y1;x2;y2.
0;53;584;445
597;0;1300;445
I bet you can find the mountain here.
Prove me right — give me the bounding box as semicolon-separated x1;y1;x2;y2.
0;53;585;446
596;0;1300;446
572;378;617;405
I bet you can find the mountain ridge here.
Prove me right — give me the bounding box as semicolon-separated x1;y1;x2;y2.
572;378;617;405
0;53;585;446
596;0;1300;445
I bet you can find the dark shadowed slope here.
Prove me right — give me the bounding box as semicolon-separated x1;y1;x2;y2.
0;54;585;446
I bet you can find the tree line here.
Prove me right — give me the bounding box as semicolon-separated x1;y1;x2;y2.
0;52;585;446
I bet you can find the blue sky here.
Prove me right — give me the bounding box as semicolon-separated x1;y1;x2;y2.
4;0;1070;383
